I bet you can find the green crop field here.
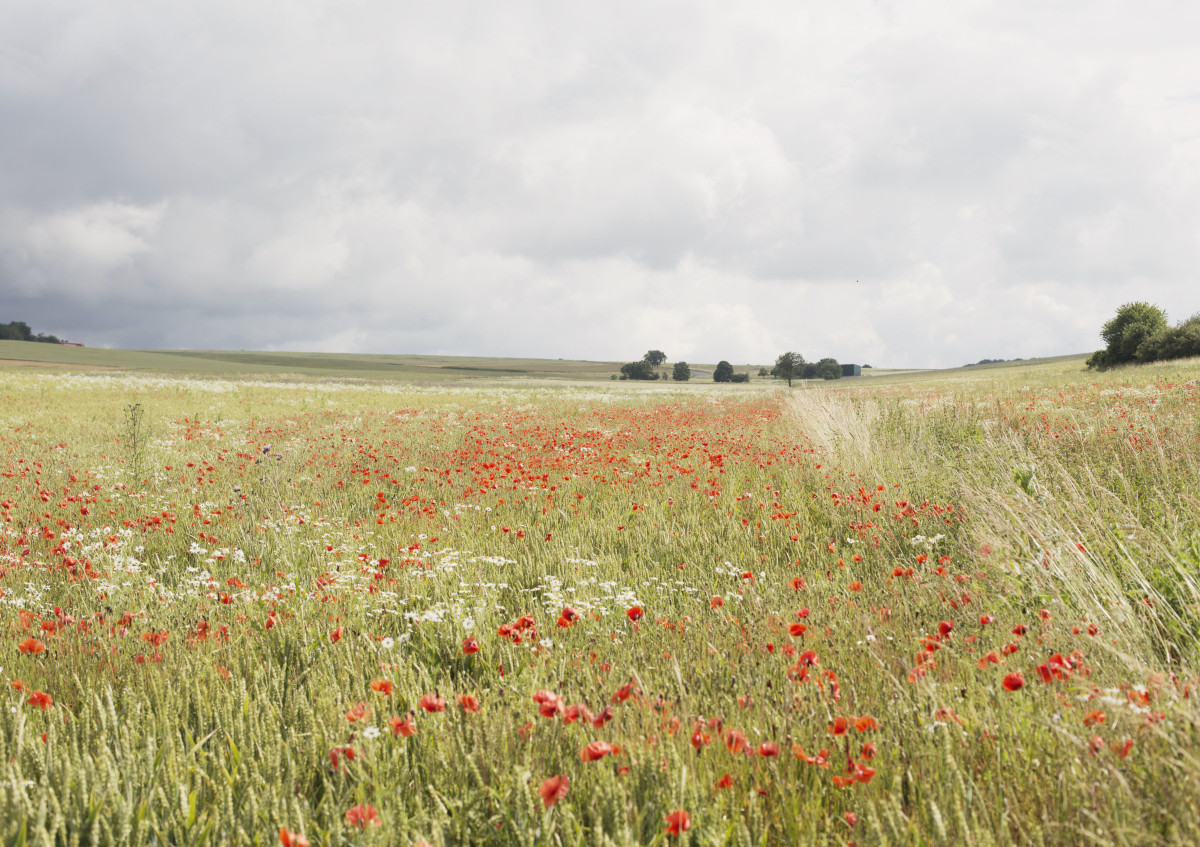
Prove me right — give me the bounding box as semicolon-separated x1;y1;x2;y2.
0;341;633;382
1;350;1198;845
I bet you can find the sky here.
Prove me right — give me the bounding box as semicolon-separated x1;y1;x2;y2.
2;1;1200;368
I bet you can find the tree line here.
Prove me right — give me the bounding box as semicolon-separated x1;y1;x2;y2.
1086;303;1200;369
0;321;62;344
618;351;851;384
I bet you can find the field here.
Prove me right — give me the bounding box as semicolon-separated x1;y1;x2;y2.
1;354;1199;845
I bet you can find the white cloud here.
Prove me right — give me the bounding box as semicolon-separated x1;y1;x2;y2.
3;0;1200;365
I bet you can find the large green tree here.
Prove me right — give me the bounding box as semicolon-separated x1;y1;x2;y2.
814;358;842;380
643;350;667;368
1088;302;1170;368
672;361;691;381
772;352;804;387
0;321;60;344
620;361;657;380
712;361;734;383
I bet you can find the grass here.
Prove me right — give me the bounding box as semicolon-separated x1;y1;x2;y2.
0;341;626;382
0;354;1197;844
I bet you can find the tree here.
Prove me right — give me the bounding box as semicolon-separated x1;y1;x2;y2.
712;361;734;383
771;352;804;387
0;321;33;341
814;358;842;380
643;350;667;370
0;321;60;344
1113;310;1200;366
619;361;657;380
1089;302;1169;368
672;362;691;381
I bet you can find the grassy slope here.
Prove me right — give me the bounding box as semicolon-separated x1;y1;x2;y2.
0;341;625;382
1;339;1089;385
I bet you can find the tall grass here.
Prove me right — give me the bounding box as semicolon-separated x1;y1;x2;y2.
0;363;1198;844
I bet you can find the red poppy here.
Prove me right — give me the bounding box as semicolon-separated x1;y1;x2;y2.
1002;672;1025;692
390;714;416;737
664;809;691;836
938;621;954;637
279;827;310;847
533;689;564;718
836;760;876;785
715;773;733;789
418;693;446;713
853;715;879;732
461;637;480;655
724;728;748;754
611;682;637;704
563;703;594;725
328;745;355;772
18;637;45;655
458;694;481;713
539;774;569;808
758;742;779;757
345;702;370;722
792;745;830;767
329;626;343;643
26;690;53;710
978;651;1003;668
626;606;643;622
581;740;614;762
828;717;850;736
369;679;394;696
344;803;381;828
788;622;807;637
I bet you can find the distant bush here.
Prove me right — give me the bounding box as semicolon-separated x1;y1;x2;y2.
620;361;658;380
814;358;842;380
730;372;750;383
966;358;1025;367
0;321;61;344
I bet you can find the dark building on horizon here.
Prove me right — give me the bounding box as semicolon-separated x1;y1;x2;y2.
841;364;861;377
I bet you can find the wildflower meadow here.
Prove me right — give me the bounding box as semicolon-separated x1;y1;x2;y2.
2;358;1199;845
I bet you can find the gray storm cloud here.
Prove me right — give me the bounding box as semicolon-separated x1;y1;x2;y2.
2;0;1199;367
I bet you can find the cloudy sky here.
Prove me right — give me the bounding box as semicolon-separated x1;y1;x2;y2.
2;1;1199;367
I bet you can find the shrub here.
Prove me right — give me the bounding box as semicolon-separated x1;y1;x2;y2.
1089;303;1199;368
1091;302;1169;367
620;361;657;380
